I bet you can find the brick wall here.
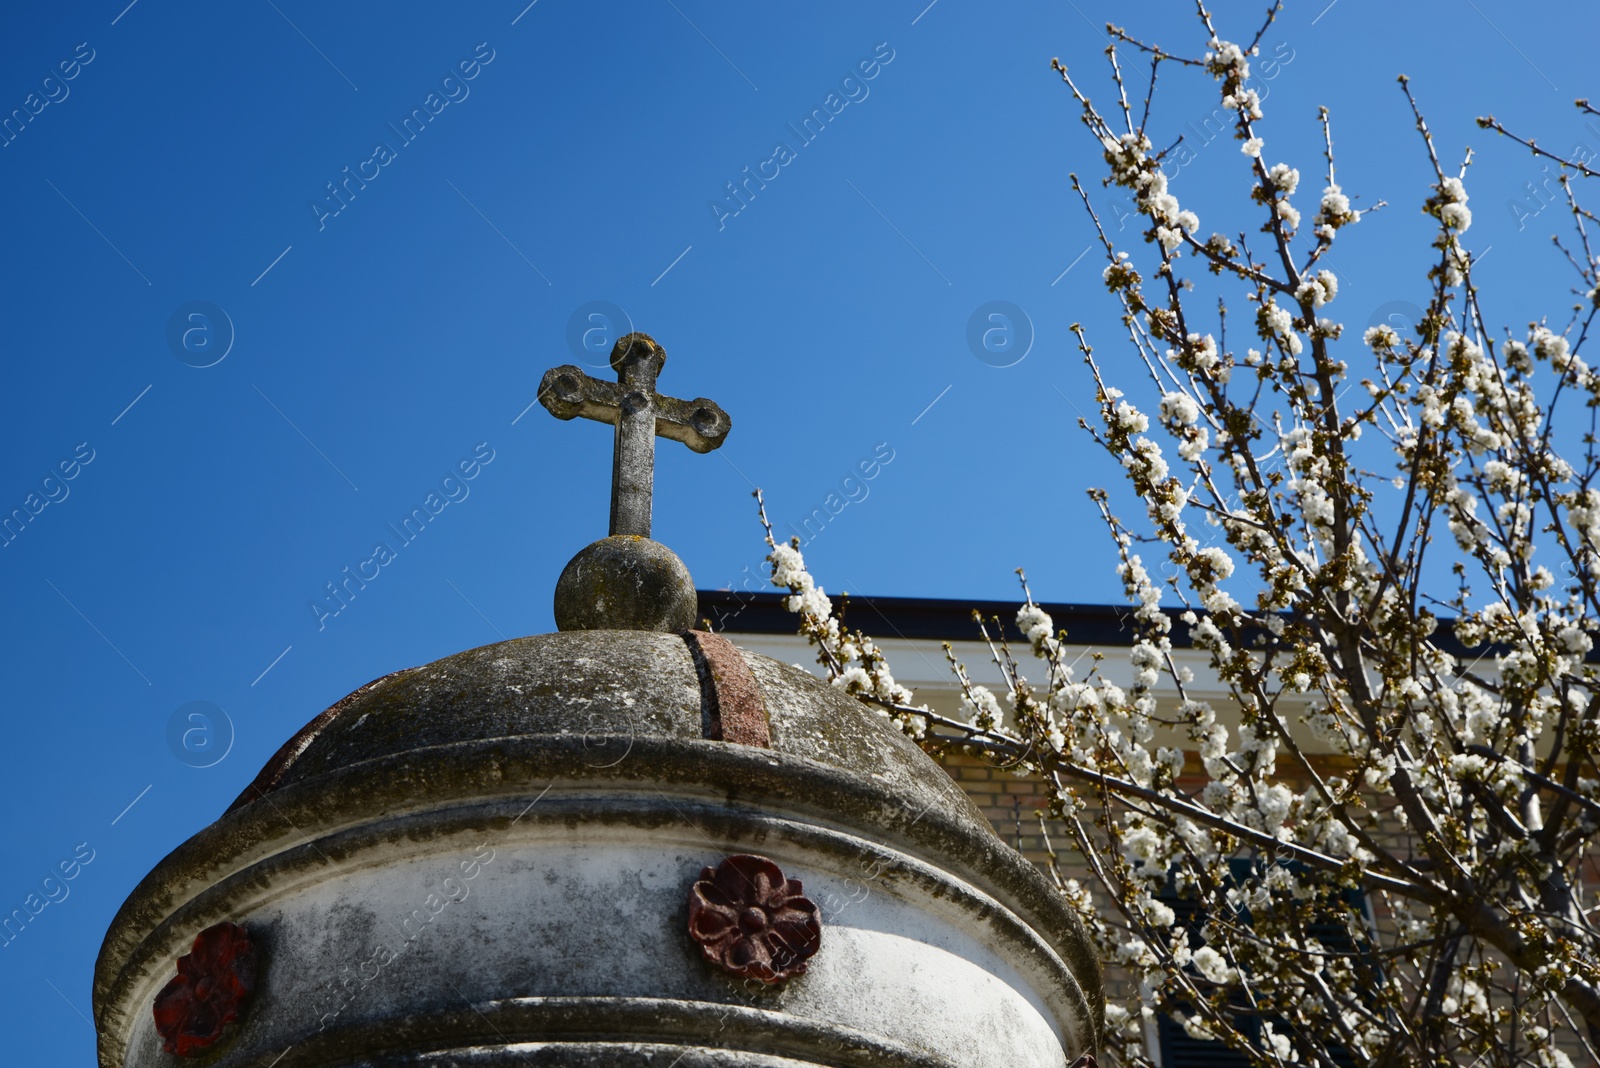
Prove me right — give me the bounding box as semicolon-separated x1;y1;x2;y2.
936;749;1059;867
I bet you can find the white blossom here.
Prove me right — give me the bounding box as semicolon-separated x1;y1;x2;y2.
1267;162;1299;193
1159;391;1200;427
1191;946;1233;985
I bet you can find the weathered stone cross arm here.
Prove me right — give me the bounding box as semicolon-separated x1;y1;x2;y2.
539;372;730;453
538;333;731;539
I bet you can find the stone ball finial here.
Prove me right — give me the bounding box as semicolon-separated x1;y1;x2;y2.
554;535;698;632
610;332;666;378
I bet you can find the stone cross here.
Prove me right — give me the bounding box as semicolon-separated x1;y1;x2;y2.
539;333;731;539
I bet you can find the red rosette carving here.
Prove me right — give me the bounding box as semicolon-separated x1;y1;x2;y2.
152;921;258;1057
687;854;821;983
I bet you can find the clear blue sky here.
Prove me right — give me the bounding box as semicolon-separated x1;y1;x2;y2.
1;0;1594;1058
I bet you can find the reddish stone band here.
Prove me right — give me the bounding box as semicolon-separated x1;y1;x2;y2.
683;630;770;748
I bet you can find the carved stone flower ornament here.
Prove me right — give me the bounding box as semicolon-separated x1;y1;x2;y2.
687;854;821;983
152;921;258;1056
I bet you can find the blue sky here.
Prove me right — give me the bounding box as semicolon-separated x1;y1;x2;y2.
1;0;1595;1059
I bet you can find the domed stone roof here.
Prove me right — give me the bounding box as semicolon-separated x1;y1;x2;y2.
93;629;1100;1061
229;630;984;828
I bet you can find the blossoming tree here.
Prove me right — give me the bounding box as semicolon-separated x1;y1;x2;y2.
756;4;1600;1065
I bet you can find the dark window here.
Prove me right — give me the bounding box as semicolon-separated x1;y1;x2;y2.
1153;859;1370;1068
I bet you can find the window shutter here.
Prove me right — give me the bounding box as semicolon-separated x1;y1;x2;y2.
1152;862;1370;1068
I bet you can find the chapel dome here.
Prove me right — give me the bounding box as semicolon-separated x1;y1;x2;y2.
94;629;1103;1067
229;629;981;827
